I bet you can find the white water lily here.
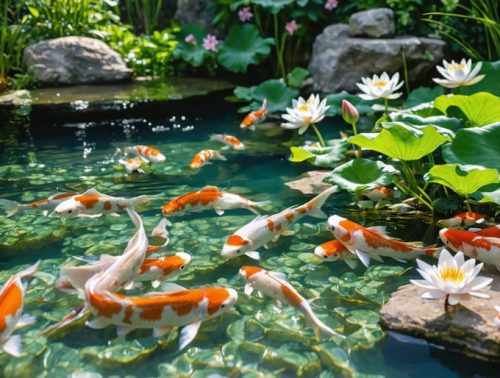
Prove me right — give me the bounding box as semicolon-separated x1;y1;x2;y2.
433;59;485;89
410;249;492;307
356;72;404;100
281;94;329;135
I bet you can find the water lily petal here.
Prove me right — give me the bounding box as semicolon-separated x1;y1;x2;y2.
466;276;493;291
469;291;490;298
410;279;437;290
463;74;485;87
447;294;461;305
422;290;446;300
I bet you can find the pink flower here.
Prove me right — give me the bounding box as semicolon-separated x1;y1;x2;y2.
285;20;298;36
341;99;359;125
238;7;253;22
325;0;338;11
203;34;219;52
185;34;197;45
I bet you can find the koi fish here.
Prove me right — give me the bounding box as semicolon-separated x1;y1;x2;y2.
240;99;267;130
221;186;338;260
239;266;340;339
161;186;270;217
210;134;245;150
147;218;171;254
84;283;238;349
189;150;226;169
0;192;76;217
439;228;500;269
54;188;149;218
361;186;393;201
472;225;500;238
314;240;358;269
0;261;39;357
41;304;89;337
327;215;438;267
119;157;147;174
122;145;166;163
436;212;485;228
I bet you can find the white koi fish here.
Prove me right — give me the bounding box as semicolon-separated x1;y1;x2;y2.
122;145;166;163
0;261;40;357
360;186;393;201
119;157;147;174
436;212;485;228
221;186;338;260
189;149;226;169
210;134;245;150
53;188;149;218
239;266;341;339
0;192;76;217
327;215;438;267
161;186;270;217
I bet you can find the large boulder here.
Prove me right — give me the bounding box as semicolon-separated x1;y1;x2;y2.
308;24;446;93
349;8;395;38
23;37;131;86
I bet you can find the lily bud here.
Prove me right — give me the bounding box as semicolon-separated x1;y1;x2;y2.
341;99;359;125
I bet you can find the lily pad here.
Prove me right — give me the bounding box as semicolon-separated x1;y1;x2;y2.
424;164;499;196
289;139;349;168
287;67;310;89
460;61;500;97
234;79;298;113
173;25;211;67
390;112;464;131
473;183;500;204
324;158;398;192
404;86;445;109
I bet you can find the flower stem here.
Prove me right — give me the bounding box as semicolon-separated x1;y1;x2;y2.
465;197;472;212
444;294;450;312
384;98;389;115
311;124;326;147
273;13;286;80
351;122;361;157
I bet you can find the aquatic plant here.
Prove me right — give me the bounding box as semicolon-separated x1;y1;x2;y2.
356;72;404;114
123;0;166;35
432;59;485;89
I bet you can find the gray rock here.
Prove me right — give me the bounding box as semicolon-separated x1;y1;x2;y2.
349;8;395;38
308;24;446;93
380;275;500;361
175;0;213;31
285;171;331;195
23;37;131;86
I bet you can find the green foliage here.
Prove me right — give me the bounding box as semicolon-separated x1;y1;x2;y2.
403;86;444;109
391;113;464;131
324;158;398;192
123;0;166;35
233;79;298;113
424;163;499;196
286;67;310;89
230;0;295;14
325;92;382;116
172;25;212;68
289;139;349;168
217;25;274;73
442;123;500;171
473;183;500;204
459;60;500;97
434;92;500;127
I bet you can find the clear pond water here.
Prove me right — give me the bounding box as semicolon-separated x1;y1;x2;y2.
0;99;497;377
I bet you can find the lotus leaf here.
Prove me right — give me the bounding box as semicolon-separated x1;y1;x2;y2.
434;92;500;127
424;164;499;196
460;61;500;97
290;139;349;168
325;91;381;116
217;25;273;73
173;25;211;67
234;79;299;113
404;86;445;109
324;158;398;192
349;123;450;161
312;343;354;376
390;113;464;131
442;123;500;171
286;67;310;89
230;0;295;13
473;183;500;204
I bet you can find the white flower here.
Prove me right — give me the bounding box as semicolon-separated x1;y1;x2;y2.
433;59;485;89
356;72;404;100
494;306;500;329
410;249;492;306
281;94;329;135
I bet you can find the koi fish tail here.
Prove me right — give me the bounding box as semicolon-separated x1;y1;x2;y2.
424;246;442;258
0;199;22;217
261;98;268;110
304;309;342;340
151;218;171;240
306;186;339;219
17;260;40;279
130;195;150;209
209;134;219;142
60;265;98;293
248;200;272;214
213;151;227;161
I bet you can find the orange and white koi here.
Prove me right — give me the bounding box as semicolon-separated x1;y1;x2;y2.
0;261;39;357
240;99;268;130
314;240;358;269
221;186;338;260
436;212;485;228
439;228;500;269
189;149;226;169
123;145;166;163
328;215;438;267
472;225;500;238
361;186;393;201
210;134;245;150
161;186;270;217
84;283;238;349
0;192;76;217
119;157;147;174
239;266;341;339
54;188;149;218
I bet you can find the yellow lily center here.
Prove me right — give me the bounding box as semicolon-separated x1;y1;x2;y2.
372;80;387;88
449;63;465;71
298;104;309;112
439;266;465;283
303;116;312;124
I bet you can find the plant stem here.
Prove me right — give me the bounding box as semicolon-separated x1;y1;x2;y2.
311;124;326;147
273;13;286;80
384;98;389;115
351;122;361;157
465;197;472;212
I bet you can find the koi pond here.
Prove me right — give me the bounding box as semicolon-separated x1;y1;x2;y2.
0;96;497;377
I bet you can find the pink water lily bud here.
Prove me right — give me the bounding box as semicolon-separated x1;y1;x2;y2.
325;0;338;11
203;34;219;52
285;20;298;36
341;99;359;125
238;7;253;22
185;34;197;45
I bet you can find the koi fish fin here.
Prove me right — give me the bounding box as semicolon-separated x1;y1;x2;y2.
43;210;49;217
245;251;260;260
3;334;22;357
0;199;21;217
367;226;388;235
213;151;227;161
123;281;139;290
116;327;133;337
247;207;261;215
78;214;103;218
221;146;230;151
209;134;219;142
476;218;485;224
244;283;254;296
214;208;224;216
179;321;201;350
149;280;160;288
15;314;36;329
161;282;187;293
131;195;150;209
18;260;40;279
86;317;110;330
253;200;272;210
261;98;268;110
269;271;287;281
355;249;371;267
392;257;407;263
281;230;295;236
306;186;338;219
151;218;170;239
468;227;481;232
82;188;101;196
371;254;384;262
344;259;358;270
109;213;121;217
153;326;172;338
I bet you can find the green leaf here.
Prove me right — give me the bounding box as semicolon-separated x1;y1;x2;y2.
173;25;211;67
390;113;464;131
325;91;381;116
289;139;349;168
404;86;444;108
233;86;253;101
286;67;310;89
28;6;40;18
473;183;500;204
251;0;295;14
246;79;298;113
460;61;500;97
349;123;449;161
424;164;499;196
434;92;500;127
289;147;314;162
217;25;274;73
324;158;398;192
442;123;500;171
